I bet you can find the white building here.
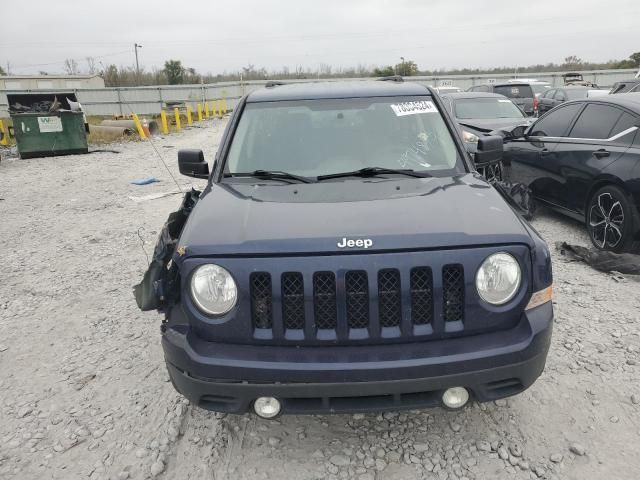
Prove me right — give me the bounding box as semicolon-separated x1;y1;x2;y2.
0;74;105;91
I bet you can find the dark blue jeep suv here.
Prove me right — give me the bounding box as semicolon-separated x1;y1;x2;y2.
136;80;554;417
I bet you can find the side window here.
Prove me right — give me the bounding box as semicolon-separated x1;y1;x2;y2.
554;90;567;101
609;112;639;146
530;104;583;137
543;89;556;98
569;104;623;139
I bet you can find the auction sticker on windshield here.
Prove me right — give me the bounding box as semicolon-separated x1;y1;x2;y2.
390;101;438;116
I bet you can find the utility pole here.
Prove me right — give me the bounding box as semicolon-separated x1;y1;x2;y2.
399;56;405;76
134;43;142;86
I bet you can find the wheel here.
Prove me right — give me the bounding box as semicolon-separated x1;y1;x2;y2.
587;185;640;252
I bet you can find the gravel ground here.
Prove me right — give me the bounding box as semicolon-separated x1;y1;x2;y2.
1;119;639;480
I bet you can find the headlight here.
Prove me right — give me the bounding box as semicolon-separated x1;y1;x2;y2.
462;130;479;143
476;253;521;305
190;264;237;315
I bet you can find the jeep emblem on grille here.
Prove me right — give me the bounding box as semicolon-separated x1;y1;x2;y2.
337;237;373;249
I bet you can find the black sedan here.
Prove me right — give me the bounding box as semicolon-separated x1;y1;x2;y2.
504;94;640;252
537;86;591;115
441;92;531;180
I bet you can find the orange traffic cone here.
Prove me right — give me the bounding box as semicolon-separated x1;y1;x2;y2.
142;118;151;137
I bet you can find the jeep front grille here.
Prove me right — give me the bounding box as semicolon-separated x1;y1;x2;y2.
345;270;369;329
250;272;273;329
442;264;465;322
410;267;434;325
282;272;305;330
313;272;338;330
378;269;402;327
250;264;464;339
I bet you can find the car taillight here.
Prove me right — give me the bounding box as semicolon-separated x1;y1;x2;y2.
533;95;539;111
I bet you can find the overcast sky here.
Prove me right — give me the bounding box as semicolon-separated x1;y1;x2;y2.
1;0;638;76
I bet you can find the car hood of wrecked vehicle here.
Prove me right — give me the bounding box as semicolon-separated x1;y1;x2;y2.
177;174;534;256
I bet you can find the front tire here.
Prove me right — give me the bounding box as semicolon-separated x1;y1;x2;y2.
587;185;640;253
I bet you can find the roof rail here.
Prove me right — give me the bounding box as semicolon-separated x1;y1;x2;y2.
376;75;404;83
265;80;286;88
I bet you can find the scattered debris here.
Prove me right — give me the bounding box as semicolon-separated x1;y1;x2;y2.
128;189;183;203
130;177;161;186
556;242;640;275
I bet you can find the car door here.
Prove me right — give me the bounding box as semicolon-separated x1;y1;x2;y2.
551;103;638;214
538;89;556;115
552;89;567;109
505;103;584;205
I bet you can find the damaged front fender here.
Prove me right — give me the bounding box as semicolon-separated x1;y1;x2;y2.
133;189;201;311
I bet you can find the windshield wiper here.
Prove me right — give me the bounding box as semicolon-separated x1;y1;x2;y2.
225;170;314;184
317;167;431;181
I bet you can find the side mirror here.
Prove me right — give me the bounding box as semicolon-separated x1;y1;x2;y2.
492;124;528;141
474;135;503;167
178;149;209;178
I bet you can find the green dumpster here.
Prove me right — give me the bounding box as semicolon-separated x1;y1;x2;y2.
11;112;88;159
7;92;88;159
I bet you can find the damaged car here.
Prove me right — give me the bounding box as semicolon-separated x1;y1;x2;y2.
503;93;640;252
441;92;532;182
135;79;554;417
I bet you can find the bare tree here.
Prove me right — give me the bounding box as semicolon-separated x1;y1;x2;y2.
86;57;97;75
64;59;79;75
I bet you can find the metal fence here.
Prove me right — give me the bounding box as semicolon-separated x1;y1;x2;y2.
1;68;637;118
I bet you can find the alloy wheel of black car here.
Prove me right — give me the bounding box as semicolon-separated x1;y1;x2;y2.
587;186;639;252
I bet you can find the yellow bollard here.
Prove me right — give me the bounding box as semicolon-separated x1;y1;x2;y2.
131;113;147;140
160;110;169;135
197;103;203;122
210;101;216;117
216;99;224;118
0;119;8;145
204;102;210;118
222;97;228;114
186;105;193;125
173;107;181;130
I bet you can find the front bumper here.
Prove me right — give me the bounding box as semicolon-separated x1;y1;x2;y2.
163;302;553;414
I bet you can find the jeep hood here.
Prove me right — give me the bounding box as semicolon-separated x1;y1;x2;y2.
178;174;533;256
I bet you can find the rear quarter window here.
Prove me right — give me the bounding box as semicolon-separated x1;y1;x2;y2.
569;104;623;139
494;85;534;99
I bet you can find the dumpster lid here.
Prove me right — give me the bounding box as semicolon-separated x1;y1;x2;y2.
8;92;80;114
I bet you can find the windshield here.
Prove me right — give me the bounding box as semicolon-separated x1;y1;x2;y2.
225;96;464;178
454;97;525;119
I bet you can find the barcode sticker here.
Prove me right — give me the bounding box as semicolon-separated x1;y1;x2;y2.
390;101;438;116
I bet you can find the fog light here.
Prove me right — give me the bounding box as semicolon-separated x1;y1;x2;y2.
442;387;469;409
254;397;281;418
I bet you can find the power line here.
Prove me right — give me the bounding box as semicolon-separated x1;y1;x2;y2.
10;50;131;69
